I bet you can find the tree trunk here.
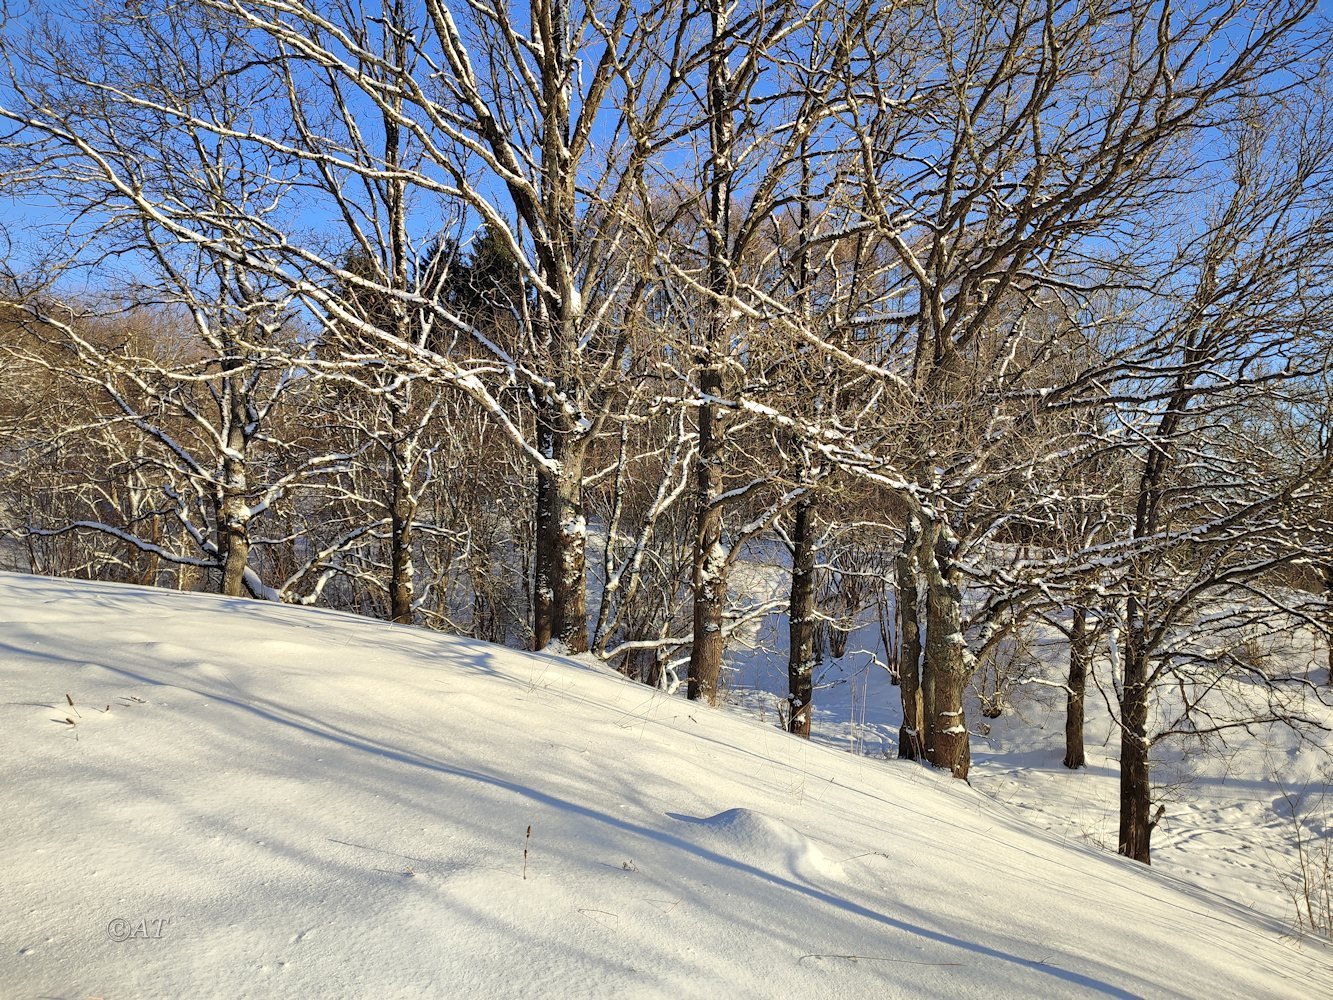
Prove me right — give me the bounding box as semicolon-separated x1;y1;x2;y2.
533;426;588;653
785;132;817;737
1118;602;1154;863
552;447;588;652
1120;428;1170;862
533;419;556;650
219;490;250;598
920;633;937;763
376;20;414;626
787;497;817;736
218;381;250;598
1063;605;1090;769
388;432;415;625
923;520;969;779
528;0;588;655
688;363;726;703
1323;567;1333;685
896;518;924;759
688;0;733;706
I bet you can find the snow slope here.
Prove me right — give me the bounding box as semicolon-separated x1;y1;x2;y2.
2;572;1330;998
728;606;1333;934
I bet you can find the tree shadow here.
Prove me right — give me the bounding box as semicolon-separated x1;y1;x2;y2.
81;655;1143;999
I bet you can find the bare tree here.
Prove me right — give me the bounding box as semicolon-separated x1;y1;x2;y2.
815;0;1328;780
1106;100;1333;860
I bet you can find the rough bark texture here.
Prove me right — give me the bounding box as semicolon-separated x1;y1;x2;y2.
1063;605;1090;769
920;637;938;763
787;498;817;737
529;0;590;655
896;521;923;759
219;493;250;598
218;375;250;598
1118;627;1154;863
923;521;969;779
533;428;588;653
1324;567;1333;685
532;422;556;651
1118;407;1174;862
687;364;726;704
387;431;415;625
687;0;731;706
552;450;588;652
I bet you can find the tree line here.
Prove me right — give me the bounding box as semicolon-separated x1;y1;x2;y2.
2;0;1332;864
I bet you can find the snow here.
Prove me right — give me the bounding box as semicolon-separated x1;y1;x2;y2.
731;601;1333;933
2;571;1331;998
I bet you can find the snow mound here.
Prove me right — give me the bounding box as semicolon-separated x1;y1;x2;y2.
679;807;842;880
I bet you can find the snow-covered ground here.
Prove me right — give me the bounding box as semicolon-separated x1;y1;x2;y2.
3;571;1331;998
729;605;1333;934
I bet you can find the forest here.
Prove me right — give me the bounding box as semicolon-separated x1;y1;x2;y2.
1;0;1331;869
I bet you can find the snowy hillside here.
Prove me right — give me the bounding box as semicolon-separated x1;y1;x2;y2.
2;572;1330;999
727;604;1333;934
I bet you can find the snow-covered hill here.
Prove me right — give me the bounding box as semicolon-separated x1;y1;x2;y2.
729;600;1333;934
2;572;1329;998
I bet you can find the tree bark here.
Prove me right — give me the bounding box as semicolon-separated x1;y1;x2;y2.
218;372;250;598
787;497;817;736
379;11;414;625
1118;629;1154;863
552;447;587;652
688;363;726;703
527;0;592;655
1119;677;1151;864
387;430;415;625
1118;405;1175;862
1323;566;1333;685
1063;605;1090;769
219;487;250;598
533;419;556;650
533;425;588;653
896;518;924;759
687;0;732;705
923;519;969;779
